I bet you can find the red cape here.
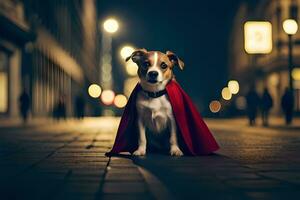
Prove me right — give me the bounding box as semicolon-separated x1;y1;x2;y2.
107;80;219;156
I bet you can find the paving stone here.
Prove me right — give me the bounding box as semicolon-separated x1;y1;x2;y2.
224;179;287;190
107;168;141;175
100;194;153;200
245;190;300;200
106;172;144;181
64;183;100;194
102;181;148;194
54;193;95;200
216;172;262;180
258;171;300;184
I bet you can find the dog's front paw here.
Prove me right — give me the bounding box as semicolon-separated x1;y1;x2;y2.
170;146;184;156
132;148;146;156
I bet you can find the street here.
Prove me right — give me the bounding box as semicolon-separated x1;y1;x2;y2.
0;117;300;200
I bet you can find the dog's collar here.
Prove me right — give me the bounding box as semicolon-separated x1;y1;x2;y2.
142;89;167;98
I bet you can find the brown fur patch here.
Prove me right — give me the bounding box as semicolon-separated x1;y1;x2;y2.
136;51;176;80
163;68;173;80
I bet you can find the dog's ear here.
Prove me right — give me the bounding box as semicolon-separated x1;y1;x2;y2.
166;51;184;70
125;48;148;63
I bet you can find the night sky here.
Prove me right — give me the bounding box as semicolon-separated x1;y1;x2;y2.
97;0;242;110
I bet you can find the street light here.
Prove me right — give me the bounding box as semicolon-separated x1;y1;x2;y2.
114;94;128;108
292;68;300;81
100;18;120;90
100;18;119;115
120;45;135;59
125;61;138;76
244;21;272;54
221;87;232;101
120;45;138;76
283;19;298;91
88;84;102;98
283;19;298;35
209;100;221;113
228;80;239;94
103;18;119;33
101;89;115;105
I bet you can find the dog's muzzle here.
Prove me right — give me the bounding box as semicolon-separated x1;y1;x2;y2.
147;71;158;83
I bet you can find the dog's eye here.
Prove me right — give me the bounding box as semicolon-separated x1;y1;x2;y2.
161;62;168;69
141;62;150;69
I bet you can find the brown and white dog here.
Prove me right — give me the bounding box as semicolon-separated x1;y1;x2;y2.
126;49;185;156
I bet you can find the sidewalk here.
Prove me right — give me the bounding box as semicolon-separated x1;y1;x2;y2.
206;116;300;133
0;117;48;127
1;116;299;128
0;117;300;200
0;116;121;129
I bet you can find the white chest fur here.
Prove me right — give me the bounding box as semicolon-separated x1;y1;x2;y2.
136;92;173;133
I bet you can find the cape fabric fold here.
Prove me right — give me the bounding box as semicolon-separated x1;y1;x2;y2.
107;80;219;156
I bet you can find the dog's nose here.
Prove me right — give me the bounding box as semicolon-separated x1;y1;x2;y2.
148;71;158;79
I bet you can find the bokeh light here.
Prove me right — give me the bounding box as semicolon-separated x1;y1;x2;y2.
120;45;135;59
103;18;119;33
125;60;138;76
236;96;247;110
244;21;272;54
209;100;221;113
269;73;279;86
221;87;232;100
88;84;102;98
101;90;115;105
283;19;298;35
292;68;300;81
124;77;139;97
228;80;239;94
114;94;128;108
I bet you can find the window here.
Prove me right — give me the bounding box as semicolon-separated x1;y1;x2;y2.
0;51;8;113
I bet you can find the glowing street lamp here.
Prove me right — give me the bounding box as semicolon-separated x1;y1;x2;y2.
120;45;138;76
283;19;298;35
114;94;128;108
103;18;119;33
283;19;298;91
125;61;138;76
88;84;102;98
99;17;120;115
209;100;221;113
101;90;115;105
244;21;272;54
120;45;135;59
99;18;120;91
221;87;232;101
292;68;300;81
228;80;239;94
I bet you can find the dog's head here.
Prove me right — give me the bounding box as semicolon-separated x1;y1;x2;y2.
126;49;184;92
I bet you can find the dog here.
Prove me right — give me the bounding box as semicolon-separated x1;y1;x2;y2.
125;49;185;156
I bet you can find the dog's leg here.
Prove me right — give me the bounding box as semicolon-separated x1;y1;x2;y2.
169;117;183;156
133;118;147;156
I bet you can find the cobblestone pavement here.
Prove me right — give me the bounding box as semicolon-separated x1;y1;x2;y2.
0;117;299;200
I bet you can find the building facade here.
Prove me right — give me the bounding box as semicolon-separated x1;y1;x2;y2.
0;0;33;118
0;0;99;119
230;0;300;114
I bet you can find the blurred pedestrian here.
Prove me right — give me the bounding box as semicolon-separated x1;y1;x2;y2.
53;95;66;121
261;88;273;126
19;88;30;123
281;88;294;125
75;94;85;119
58;95;66;120
246;86;260;126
